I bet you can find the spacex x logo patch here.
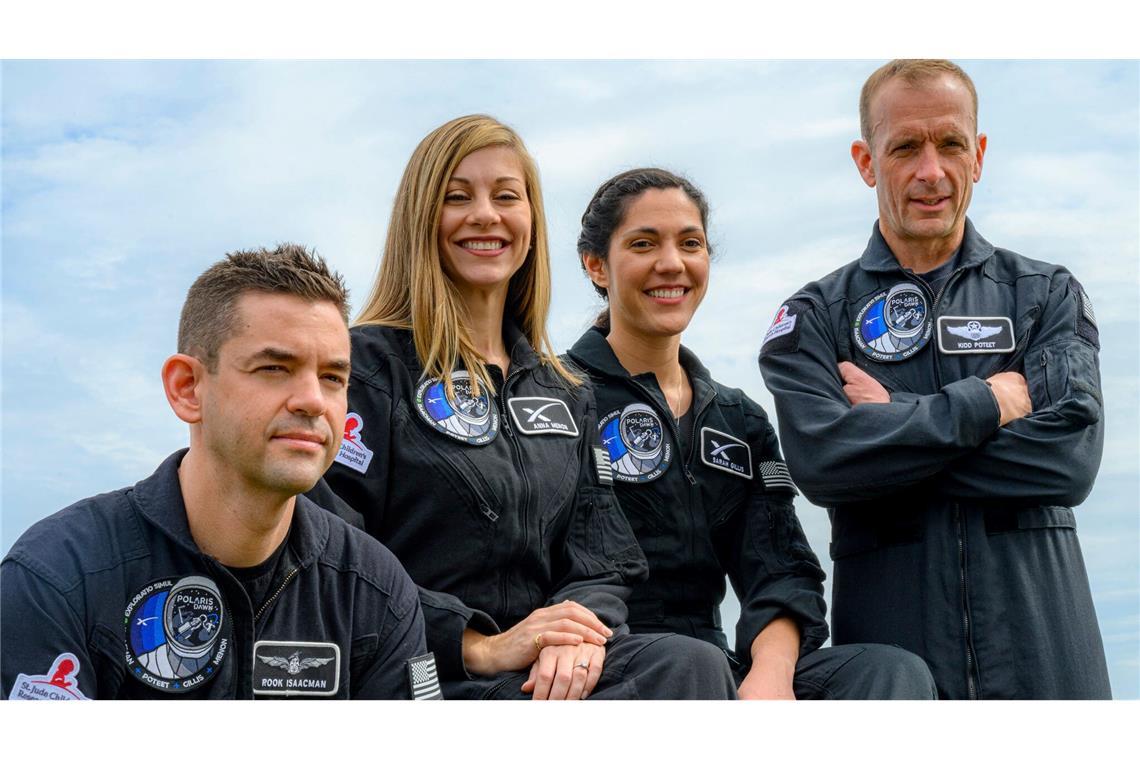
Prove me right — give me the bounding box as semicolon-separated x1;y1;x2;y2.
700;427;752;480
507;397;579;437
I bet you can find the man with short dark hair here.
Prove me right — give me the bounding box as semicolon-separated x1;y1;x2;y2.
759;60;1111;698
2;245;434;699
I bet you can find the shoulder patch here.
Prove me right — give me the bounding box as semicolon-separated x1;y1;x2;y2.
758;460;799;494
699;427;753;480
506;397;579;437
760;300;807;356
8;652;91;700
597;403;672;483
253;641;341;696
335;412;375;474
1071;281;1100;348
592;446;613;485
407;652;443;700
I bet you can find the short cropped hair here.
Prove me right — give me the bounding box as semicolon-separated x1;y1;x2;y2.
178;243;349;371
860;59;978;144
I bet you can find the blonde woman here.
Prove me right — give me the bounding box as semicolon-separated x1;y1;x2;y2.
312;115;735;700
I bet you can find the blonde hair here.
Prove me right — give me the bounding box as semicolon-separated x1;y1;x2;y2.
357;114;579;397
860;59;978;144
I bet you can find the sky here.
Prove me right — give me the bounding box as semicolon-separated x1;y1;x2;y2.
2;59;1138;700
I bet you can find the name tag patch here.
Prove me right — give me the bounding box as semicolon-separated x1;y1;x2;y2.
700;427;752;480
253;640;340;697
8;653;91;700
335;412;375;473
506;397;579;437
937;316;1015;354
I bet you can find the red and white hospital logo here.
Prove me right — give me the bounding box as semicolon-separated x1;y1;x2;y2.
334;412;374;474
8;652;91;700
762;303;797;347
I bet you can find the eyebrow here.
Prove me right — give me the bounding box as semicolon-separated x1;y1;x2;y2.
447;176;524;185
248;347;297;363
624;226;704;235
245;347;350;371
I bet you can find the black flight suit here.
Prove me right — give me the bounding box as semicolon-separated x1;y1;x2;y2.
569;327;936;699
309;323;736;699
2;450;430;699
759;219;1111;699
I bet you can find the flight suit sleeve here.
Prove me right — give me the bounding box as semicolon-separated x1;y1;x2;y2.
312;363;498;683
936;275;1104;505
758;297;1002;505
723;403;829;664
351;558;433;699
2;559;96;700
545;389;648;633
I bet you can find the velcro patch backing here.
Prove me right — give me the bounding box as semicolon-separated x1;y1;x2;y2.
760;300;810;356
1072;281;1100;349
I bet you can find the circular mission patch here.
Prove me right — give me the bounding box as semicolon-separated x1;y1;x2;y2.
124;575;230;693
852;282;933;362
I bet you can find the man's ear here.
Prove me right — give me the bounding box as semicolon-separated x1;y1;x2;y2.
163;353;206;424
582;253;608;291
973;133;987;182
851;139;876;188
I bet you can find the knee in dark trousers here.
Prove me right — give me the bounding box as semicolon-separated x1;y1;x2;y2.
792;643;936;700
599;633;738;700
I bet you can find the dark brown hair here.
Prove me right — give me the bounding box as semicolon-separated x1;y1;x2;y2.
178;243;349;371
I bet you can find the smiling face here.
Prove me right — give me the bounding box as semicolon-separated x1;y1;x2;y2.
852;73;986;262
584;187;710;341
437;145;533;302
196;291;350;496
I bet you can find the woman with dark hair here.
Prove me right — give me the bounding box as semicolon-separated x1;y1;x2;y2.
312;120;736;699
567;167;937;698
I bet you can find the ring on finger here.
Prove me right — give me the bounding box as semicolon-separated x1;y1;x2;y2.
534;633;544;652
575;662;589;669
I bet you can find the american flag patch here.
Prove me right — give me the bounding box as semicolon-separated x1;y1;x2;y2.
407;653;442;700
593;446;613;485
1080;288;1097;327
759;461;798;494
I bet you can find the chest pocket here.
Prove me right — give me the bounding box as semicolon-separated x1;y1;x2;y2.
393;405;503;524
612;485;681;562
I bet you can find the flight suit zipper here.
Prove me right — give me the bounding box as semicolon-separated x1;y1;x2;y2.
955;503;979;699
903;266;980;697
255;566;300;624
497;365;531;614
629;376;706;486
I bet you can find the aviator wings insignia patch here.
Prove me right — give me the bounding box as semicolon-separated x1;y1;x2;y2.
937;316;1015;354
252;641;340;697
